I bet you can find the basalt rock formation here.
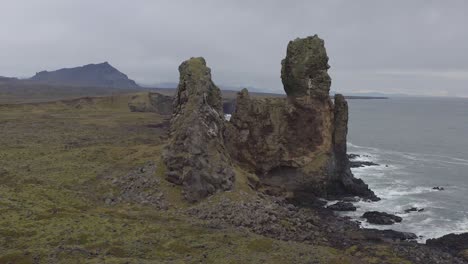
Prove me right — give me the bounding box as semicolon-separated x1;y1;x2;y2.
281;35;331;98
226;35;377;202
163;36;376;203
163;57;235;202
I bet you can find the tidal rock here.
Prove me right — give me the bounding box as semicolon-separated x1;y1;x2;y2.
128;92;173;114
349;160;379;168
281;35;331;98
163;57;235;202
362;211;402;225
327;201;357;211
433;186;445;191
404;207;424;213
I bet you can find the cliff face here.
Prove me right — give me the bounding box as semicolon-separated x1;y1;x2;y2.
163;58;235;202
163;36;376;203
226;35;377;201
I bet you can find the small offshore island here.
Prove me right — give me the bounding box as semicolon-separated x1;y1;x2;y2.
0;35;466;263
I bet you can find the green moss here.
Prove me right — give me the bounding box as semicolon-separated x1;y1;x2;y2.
246;238;274;252
0;95;415;263
0;251;34;264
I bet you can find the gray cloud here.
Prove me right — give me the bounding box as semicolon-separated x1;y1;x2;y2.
1;0;468;97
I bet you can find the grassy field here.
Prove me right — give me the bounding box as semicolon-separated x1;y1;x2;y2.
0;94;405;263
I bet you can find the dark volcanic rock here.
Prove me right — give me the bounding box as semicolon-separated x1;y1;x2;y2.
225;37;378;203
163;57;235;202
362;211;403;225
281;35;331;98
327;201;357;211
361;228;417;241
349;160;379;168
225;88;337;198
404;207;424;213
329;94;379;201
427;233;468;254
128;92;173;114
30;62;140;88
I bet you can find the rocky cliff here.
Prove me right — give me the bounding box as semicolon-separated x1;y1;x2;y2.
226;35;377;202
163;36;377;203
163;57;235;202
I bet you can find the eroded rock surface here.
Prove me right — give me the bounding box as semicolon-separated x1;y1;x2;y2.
163;57;235;202
225;89;335;198
226;36;377;202
281;35;331;98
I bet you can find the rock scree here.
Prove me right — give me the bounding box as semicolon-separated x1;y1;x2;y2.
163;57;235;202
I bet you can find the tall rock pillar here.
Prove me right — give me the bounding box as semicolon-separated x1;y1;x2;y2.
163;57;235;202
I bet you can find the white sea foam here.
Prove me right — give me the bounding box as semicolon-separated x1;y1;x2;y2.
342;142;468;243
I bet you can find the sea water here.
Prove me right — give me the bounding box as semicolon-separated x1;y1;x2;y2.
342;97;468;242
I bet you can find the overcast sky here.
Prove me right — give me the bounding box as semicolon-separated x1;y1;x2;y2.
1;1;468;97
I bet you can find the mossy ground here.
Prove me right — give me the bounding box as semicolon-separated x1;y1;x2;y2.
0;95;409;263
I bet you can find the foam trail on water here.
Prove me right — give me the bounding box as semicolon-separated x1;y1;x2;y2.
344;142;468;243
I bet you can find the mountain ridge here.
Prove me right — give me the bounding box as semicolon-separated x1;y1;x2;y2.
29;62;140;89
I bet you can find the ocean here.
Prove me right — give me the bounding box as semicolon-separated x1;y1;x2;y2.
341;97;468;242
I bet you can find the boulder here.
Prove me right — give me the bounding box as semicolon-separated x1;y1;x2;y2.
362;211;402;225
281;35;331;98
327;201;357;211
163;57;235;202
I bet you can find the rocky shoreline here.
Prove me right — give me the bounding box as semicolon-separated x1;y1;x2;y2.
151;35;467;263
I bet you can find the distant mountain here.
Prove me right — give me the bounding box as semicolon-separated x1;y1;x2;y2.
29;62;140;89
0;76;18;82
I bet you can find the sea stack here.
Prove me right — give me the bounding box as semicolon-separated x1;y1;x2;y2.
163;57;235;202
226;35;377;202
